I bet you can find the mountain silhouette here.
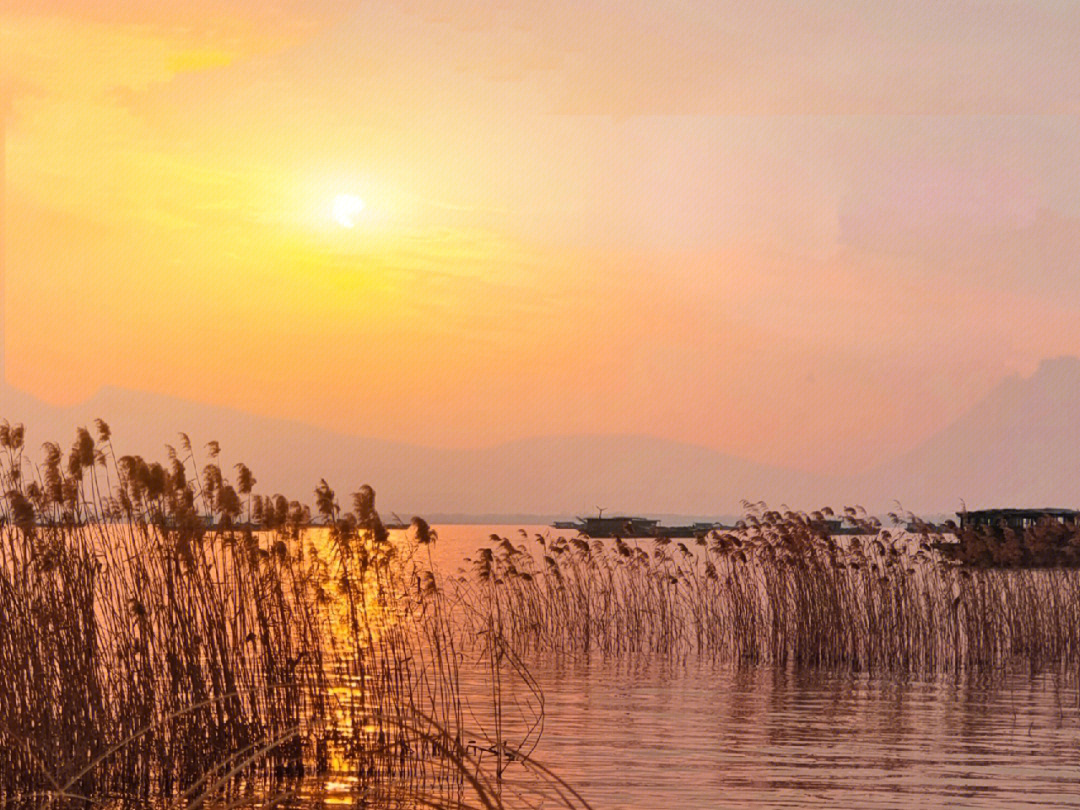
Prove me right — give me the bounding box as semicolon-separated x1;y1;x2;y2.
0;383;818;517
854;356;1080;512
3;357;1079;517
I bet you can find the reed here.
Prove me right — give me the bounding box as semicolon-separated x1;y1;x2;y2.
456;505;1080;678
0;421;578;810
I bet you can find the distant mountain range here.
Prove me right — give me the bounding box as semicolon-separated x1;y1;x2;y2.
2;356;1080;518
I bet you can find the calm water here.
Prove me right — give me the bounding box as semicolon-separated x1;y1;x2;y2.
494;659;1080;809
409;525;1080;809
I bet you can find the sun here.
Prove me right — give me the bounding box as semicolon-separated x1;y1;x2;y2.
332;193;365;228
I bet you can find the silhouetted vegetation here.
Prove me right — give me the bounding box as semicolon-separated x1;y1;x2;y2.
942;514;1080;567
457;504;1080;676
0;421;587;810
11;418;1080;808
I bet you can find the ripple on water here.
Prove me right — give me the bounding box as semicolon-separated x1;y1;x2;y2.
452;658;1080;810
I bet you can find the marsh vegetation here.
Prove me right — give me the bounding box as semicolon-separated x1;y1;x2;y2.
457;506;1080;675
5;421;1080;808
0;421;584;809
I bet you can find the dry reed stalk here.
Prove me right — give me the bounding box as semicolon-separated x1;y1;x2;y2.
455;504;1080;681
0;421;569;810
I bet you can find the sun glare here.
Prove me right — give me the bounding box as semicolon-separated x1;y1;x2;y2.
332;193;365;228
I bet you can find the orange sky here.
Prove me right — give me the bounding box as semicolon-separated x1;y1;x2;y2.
4;2;1080;474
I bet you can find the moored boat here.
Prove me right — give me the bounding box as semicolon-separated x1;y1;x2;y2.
550;515;730;538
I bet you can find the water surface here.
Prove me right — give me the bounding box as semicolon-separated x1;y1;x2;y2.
422;525;1080;809
496;658;1080;809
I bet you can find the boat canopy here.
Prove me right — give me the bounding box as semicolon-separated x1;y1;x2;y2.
958;508;1080;531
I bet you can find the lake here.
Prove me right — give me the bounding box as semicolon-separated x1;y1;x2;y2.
389;524;1080;809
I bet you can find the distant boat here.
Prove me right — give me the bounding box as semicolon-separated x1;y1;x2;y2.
580;515;660;538
549;515;657;537
957;507;1080;532
654;521;729;538
550;516;729;538
935;507;1080;566
816;518;876;536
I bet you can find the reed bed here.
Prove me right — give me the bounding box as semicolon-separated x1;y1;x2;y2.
0;421;581;810
454;505;1080;678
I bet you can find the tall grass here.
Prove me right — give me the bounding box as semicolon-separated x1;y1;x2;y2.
456;505;1080;677
0;421;580;809
15;416;1079;805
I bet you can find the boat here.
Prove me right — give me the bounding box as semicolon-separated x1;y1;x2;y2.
957;507;1080;532
815;518;876;536
550;513;730;538
548;512;658;537
653;521;730;538
579;515;660;538
935;508;1080;566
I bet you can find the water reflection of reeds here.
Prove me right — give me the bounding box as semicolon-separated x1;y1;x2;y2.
0;422;587;810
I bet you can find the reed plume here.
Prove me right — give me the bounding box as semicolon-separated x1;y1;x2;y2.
456;503;1080;678
0;421;577;810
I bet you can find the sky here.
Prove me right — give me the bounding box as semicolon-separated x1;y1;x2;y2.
4;1;1080;474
